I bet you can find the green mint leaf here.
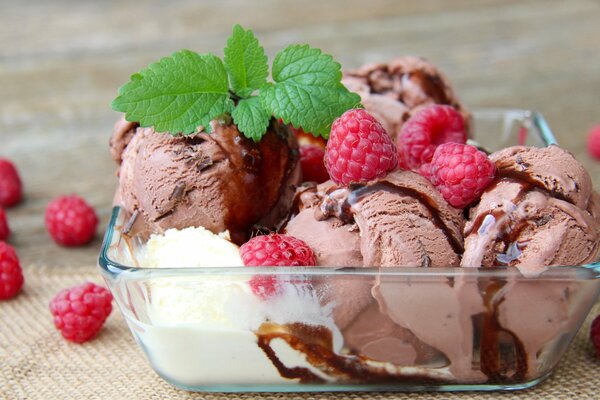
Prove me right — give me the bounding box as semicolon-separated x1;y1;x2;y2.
231;96;271;141
111;49;234;135
223;25;268;99
259;45;361;138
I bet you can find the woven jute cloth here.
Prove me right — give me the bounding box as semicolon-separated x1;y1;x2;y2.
1;265;599;400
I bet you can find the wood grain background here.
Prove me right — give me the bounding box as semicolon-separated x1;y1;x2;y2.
1;0;599;267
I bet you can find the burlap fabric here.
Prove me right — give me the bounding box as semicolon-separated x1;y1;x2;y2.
1;265;599;400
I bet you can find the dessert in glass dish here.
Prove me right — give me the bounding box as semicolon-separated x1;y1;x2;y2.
99;25;600;392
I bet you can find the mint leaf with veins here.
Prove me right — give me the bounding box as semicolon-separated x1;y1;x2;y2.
231;97;271;142
224;25;268;99
111;28;361;140
259;45;361;138
111;49;233;135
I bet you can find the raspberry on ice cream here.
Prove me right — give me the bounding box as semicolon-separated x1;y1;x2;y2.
430;143;496;208
324;109;397;185
342;56;470;142
397;105;467;171
0;242;23;300
45;195;98;246
240;234;316;267
0;158;23;208
240;233;316;299
49;282;113;343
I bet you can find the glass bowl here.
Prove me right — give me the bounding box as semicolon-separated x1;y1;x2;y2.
98;109;600;392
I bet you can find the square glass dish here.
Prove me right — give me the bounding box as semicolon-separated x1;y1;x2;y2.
98;109;600;392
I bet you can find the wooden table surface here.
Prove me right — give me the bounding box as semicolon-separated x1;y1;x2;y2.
1;0;599;268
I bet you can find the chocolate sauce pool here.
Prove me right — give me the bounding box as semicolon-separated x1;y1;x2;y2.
254;291;530;385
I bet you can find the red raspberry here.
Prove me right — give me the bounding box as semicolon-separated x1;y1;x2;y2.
49;282;113;343
0;158;23;207
240;234;316;299
45;195;98;247
0;242;24;300
300;145;329;183
0;207;9;241
591;314;600;358
417;163;433;182
587;125;600;160
430;143;496;208
397;105;467;171
324;109;397;185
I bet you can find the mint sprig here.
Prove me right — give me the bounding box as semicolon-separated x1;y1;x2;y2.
223;25;268;99
112;25;360;141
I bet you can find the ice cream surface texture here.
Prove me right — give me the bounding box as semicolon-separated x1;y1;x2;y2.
286;169;464;268
462;145;600;276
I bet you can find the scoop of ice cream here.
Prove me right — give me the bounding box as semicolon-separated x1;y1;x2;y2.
138;227;243;268
285;170;465;367
490;145;593;208
287;169;464;268
462;145;600;275
112;119;301;244
342;56;470;141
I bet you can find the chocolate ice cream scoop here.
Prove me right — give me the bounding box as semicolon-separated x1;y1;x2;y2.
287;169;464;267
111;118;301;244
342;56;470;141
462;145;600;275
285;170;465;367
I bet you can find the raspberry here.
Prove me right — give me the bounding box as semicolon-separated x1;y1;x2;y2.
591;314;600;358
45;195;98;246
49;282;113;343
324;109;397;185
397;105;467;171
0;242;24;300
430;143;496;208
0;158;23;208
300;145;329;183
587;125;600;160
240;234;316;299
0;207;9;241
417;163;433;182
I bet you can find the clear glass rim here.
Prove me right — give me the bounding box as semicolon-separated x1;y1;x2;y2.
98;108;600;279
99;207;600;280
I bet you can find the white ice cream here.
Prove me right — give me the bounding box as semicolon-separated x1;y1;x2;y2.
125;227;342;387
